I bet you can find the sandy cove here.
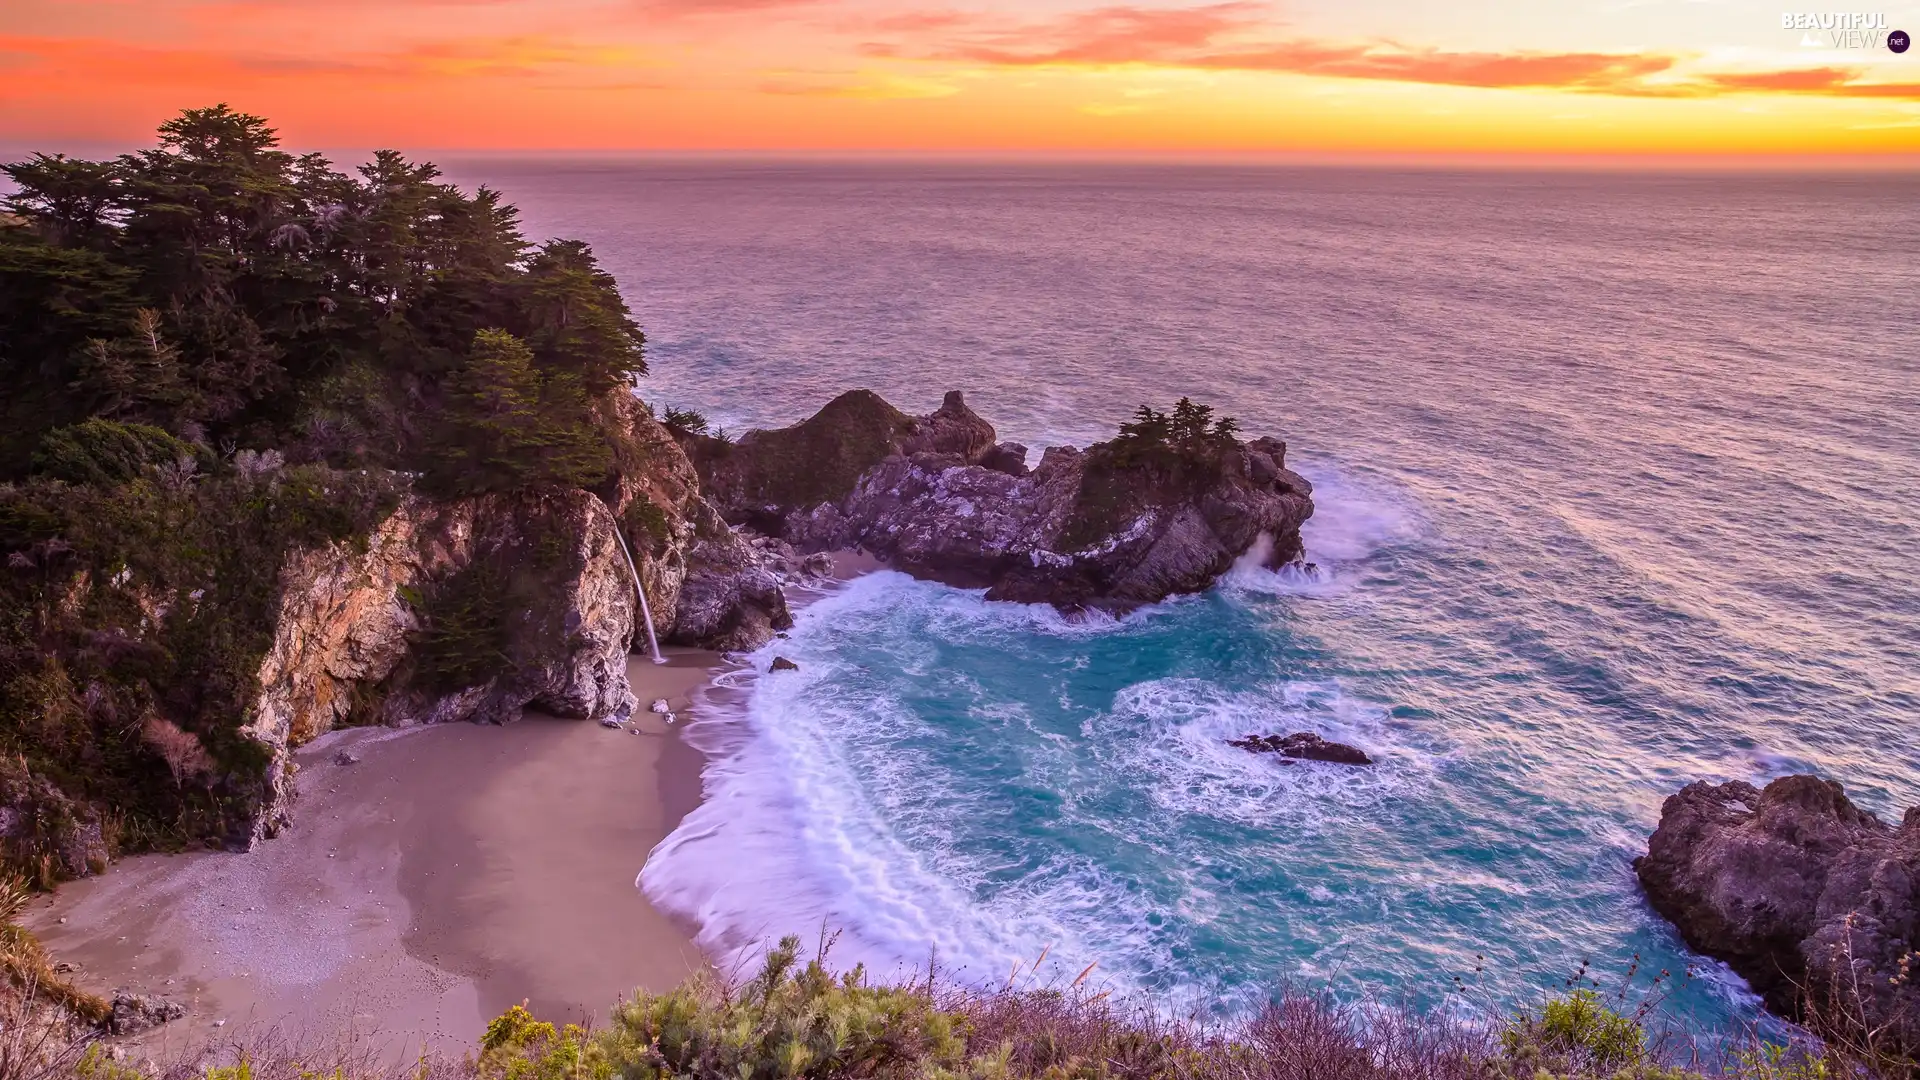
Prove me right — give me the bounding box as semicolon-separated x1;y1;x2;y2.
20;649;720;1060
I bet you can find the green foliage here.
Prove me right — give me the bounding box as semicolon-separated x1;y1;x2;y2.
0;105;647;481
472;957;1895;1080
1059;398;1243;552
524;240;648;397
697;391;913;520
0;466;402;870
30;419;198;487
624;499;673;556
586;935;970;1080
1502;991;1648;1075
478;1005;607;1080
0;107;663;873
409;561;512;694
426;329;611;498
662;407;710;436
1113;398;1240;462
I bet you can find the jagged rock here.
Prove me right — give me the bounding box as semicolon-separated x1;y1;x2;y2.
680;389;999;533
670;498;793;652
770;656;800;671
981;442;1030;477
1635;776;1920;1047
598;393;793;653
649;699;670;714
245;487;641;844
331;751;359;766
1228;732;1373;765
685;391;1313;612
109;991;184;1035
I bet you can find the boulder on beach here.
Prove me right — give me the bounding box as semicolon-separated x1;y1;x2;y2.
1635;775;1920;1048
1228;732;1373;765
109;991;184;1035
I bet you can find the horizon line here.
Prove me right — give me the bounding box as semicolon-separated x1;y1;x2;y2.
4;141;1918;175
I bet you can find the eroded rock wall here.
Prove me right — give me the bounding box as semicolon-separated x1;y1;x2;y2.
244;488;639;842
1636;775;1920;1047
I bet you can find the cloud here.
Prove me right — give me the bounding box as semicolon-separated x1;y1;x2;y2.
758;71;959;98
938;3;1269;65
0;32;652;85
631;0;827;14
1179;43;1678;91
863;3;1920;100
1698;68;1920;98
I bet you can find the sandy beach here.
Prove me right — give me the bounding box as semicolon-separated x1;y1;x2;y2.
21;649;722;1060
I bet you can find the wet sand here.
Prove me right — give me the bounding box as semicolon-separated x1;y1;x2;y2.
21;649;721;1060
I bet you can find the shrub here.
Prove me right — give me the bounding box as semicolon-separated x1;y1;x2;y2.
1502;989;1648;1075
594;935;968;1080
29;420;197;488
661;407;709;436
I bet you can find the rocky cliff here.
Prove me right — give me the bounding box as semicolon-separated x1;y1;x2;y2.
1636;775;1920;1047
0;394;798;873
601;393;795;652
244;488;638;842
239;399;794;844
684;391;1315;612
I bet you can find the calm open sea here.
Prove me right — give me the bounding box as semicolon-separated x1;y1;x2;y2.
443;159;1920;1030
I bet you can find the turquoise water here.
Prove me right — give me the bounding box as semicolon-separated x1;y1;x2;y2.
448;161;1920;1029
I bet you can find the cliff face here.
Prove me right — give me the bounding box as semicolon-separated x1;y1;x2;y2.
600;394;795;652
244;488;639;843
0;395;798;873
686;391;1314;612
240;400;794;843
1636;776;1920;1048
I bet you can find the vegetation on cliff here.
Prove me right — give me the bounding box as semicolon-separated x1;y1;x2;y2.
1059;398;1245;551
17;938;1901;1080
0;106;653;879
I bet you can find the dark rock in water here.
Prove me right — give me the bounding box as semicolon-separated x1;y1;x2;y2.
683;390;1315;613
770;656;800;671
1636;775;1920;1047
332;750;360;766
1228;732;1372;765
110;991;184;1034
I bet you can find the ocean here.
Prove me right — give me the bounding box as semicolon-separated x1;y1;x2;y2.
442;159;1920;1031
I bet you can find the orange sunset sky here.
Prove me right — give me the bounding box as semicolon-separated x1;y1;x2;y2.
3;0;1920;158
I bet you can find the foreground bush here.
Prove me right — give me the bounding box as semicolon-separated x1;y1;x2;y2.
462;936;1889;1080
0;931;1902;1080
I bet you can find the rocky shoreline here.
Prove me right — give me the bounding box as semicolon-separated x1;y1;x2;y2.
1634;775;1920;1050
3;388;1319;876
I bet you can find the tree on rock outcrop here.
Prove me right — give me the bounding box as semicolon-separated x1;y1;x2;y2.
429;329;610;496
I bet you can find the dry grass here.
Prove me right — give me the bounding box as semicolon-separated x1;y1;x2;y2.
0;973;97;1080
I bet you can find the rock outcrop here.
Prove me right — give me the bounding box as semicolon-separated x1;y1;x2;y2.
684;389;996;534
243;396;799;844
109;991;185;1035
246;487;640;842
1228;732;1373;765
684;391;1314;612
1636;776;1920;1045
599;393;794;651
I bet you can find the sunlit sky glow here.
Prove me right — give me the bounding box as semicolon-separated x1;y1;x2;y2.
4;0;1920;158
